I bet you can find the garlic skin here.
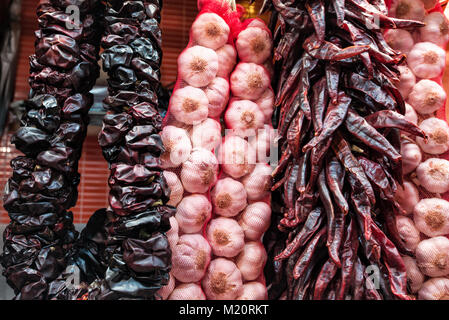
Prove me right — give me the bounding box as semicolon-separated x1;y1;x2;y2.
395;215;421;252
404;103;418;125
191;13;230;50
395;181;420;215
254;87;275;123
167;216;179;249
201;258;243;300
157;272;175;300
169;283;206;300
402;256;425;294
206;217;245;258
416;159;449;194
408;42;446;79
236;27;273;64
203;77;229;118
418;278;449;300
178;45;218;87
180;148;219;193
247;18;269;31
236;241;267;281
163;171;184;206
401;140;422;174
420;12;449;48
250;125;276;163
238;202;271;240
230;63;270;100
415;236;449;277
413;198;449;237
420;0;438;10
210;177;247;217
169;86;209;125
384;29;414;55
397;66;416;100
190;118;222;151
215;44;237;78
160;125;192;168
224;99;265;137
176;194;212;234
237;282;267;300
172;234;211;282
416;117;449;155
408;80;446;115
241;163;272;201
389;0;426;21
217;135;256;179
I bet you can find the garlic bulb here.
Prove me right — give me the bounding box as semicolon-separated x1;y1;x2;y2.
418;278;449;300
167;216;179;249
402;256;425;294
395;181;420;215
175;194;212;234
224;99;265;137
389;0;426;21
420;12;449;48
203;77;229;118
413;198;449;237
395;215;421;252
230;62;270;100
169;85;209;125
404;103;418;125
401;140;422;175
248;18;269;30
384;29;414;55
416;117;449;155
191;13;230;50
255;87;275;123
169;283;206;300
163;171;184;206
241;163;272;201
397;66;416;100
215;44;237;78
408;42;446;79
420;0;438;10
408;80;446;115
210;177;247;217
236;27;272;64
238;202;271;240
416;158;449;194
236;241;267;281
237;282;267;300
190;118;222;151
160;125;192;168
178;45;218;87
206;217;245;258
250;124;276;163
201;258;243;300
217;135;256;179
172;234;211;282
180;148;219;193
415;236;449;277
157;272;175;300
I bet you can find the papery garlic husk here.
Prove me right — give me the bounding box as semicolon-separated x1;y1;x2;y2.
236;241;267;281
401;140;422;174
210;177;247;217
203;77;229;118
163;171;184;206
216;44;236;78
178;45;218;87
217;135;256;179
176;194;212;234
225;99;265;137
408;42;446;79
255;87;275;123
404;102;418;126
395;215;421;252
230;62;270;100
202;258;243;300
384;29;414;55
394;181;420;215
408;80;446;115
418;277;449;300
413;198;449;237
241;163;272;201
415;236;449;277
169;283;206;300
420;12;449;48
397;66;416;100
416;158;449;194
181;148;219;193
169;85;209;125
389;0;426;21
206;217;245;258
403;256;425;294
416;117;449;155
236;27;272;64
167;216;179;249
190;118;222;151
191;12;230;50
238;202;271;240
160;125;192;168
237;282;267;300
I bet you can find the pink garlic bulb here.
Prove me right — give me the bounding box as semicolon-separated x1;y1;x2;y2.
414;198;449;237
421;0;438;10
178;45;218;87
255;87;275;123
401;140;422;174
403;256;425;293
384;29;414;55
418;278;449;300
236;27;273;64
236;241;267;281
416;158;449;194
160;125;192;168
169;283;206;300
389;0;425;21
230;62;270;100
171;234;211;282
157;272;175;300
217;135;256;179
416;117;449;155
415;236;449;277
163;171;184;206
191;13;230;50
395;181;420;215
397;66;416;100
404;103;418;125
206;217;245;257
247;18;269;30
191;118;222;151
420;12;449;48
180;148;219;193
238;202;271;240
225;99;265;137
241;163;272;201
167;216;179;249
201;258;243;300
237;282;267;300
203;77;229;118
176;194;212;234
408;42;446;79
215;44;236;78
395;215;421;252
250;124;276;163
210;177;247;217
169;86;209;125
408;80;446;115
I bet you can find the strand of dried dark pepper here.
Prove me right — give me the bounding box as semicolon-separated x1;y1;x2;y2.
0;0;103;300
262;0;426;300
